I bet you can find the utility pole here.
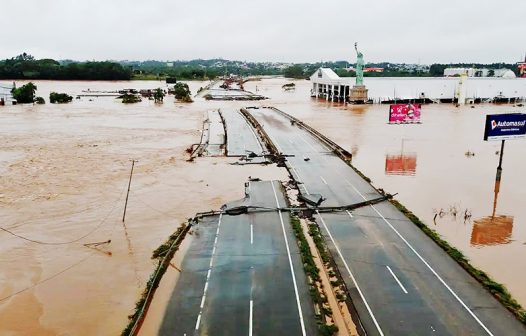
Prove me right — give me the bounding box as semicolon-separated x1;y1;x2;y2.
122;159;137;222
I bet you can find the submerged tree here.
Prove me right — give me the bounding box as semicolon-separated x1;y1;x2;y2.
11;82;37;103
173;82;193;102
49;92;73;103
121;93;141;104
153;88;165;103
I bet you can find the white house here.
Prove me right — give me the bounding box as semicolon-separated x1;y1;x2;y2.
310;68;354;102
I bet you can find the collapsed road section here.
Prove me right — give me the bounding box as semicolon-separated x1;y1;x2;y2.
244;106;526;336
199;79;266;101
221;108;269;164
189;109;269;164
189;110;226;158
158;181;318;335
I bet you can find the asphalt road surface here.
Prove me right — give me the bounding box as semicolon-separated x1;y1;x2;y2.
159;180;318;336
249;107;526;336
221;109;264;157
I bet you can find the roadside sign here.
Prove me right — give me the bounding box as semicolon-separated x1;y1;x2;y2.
483;113;526;141
389;104;421;124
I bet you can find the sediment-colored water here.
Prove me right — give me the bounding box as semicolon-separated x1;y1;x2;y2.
0;80;285;335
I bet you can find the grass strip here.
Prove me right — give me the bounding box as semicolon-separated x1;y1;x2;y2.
390;199;526;324
290;216;339;335
121;223;190;336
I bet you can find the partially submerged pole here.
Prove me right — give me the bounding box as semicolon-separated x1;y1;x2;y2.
122;160;137;222
495;140;505;182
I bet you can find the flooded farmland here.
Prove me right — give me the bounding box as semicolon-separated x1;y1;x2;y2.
1;77;526;335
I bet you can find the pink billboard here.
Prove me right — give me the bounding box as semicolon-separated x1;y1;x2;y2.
389;104;422;123
385;154;417;176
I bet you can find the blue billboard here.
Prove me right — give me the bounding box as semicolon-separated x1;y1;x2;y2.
483;113;526;141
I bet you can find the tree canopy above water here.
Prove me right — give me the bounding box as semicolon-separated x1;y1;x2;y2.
0;53;132;80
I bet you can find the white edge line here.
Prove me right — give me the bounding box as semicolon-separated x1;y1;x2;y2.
317;210;385;336
249;300;254;336
271;182;307;336
195;213;223;331
386;265;408;294
240;109;263;152
250;224;254;245
195;314;202;330
320;176;328;185
344;179;494;336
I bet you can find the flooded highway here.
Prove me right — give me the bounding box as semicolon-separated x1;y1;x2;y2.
1;77;526;335
0;80;286;335
247;106;526;335
159;181;318;336
243;78;526;307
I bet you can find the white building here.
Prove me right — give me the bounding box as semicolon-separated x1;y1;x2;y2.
494;69;516;78
310;68;354;102
444;67;515;78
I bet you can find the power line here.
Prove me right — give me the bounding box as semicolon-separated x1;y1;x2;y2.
0;250;95;303
0;182;127;245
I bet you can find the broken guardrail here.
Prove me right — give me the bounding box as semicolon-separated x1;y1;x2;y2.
263;106;353;163
192;193;395;220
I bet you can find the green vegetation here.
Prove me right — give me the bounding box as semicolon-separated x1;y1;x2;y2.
122;224;189;336
290;217;320;282
319;324;339;336
34;96;45;104
172;82;193;102
283;65;307;79
11;82;37;103
121;94;141;104
3;54;518;81
0;53;132;80
153;88;165;103
49;92;73;104
290;216;339;335
128;59;282;81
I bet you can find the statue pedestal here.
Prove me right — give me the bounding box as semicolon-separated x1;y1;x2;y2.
349;85;368;104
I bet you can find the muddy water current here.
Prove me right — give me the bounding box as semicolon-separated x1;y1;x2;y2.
0;80;285;335
1;77;526;334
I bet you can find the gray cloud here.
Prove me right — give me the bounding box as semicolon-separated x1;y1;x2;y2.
1;0;524;63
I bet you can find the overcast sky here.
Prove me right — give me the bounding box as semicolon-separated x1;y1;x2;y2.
1;0;525;64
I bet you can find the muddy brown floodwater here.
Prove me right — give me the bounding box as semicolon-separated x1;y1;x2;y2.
0;80;286;335
244;78;526;307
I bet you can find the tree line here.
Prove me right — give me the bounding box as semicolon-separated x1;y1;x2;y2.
0;53;132;80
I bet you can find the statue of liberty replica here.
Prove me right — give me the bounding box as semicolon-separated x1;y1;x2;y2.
349;42;369;104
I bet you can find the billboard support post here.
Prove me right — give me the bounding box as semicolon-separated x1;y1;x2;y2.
496;140;505;182
493;140;505;218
